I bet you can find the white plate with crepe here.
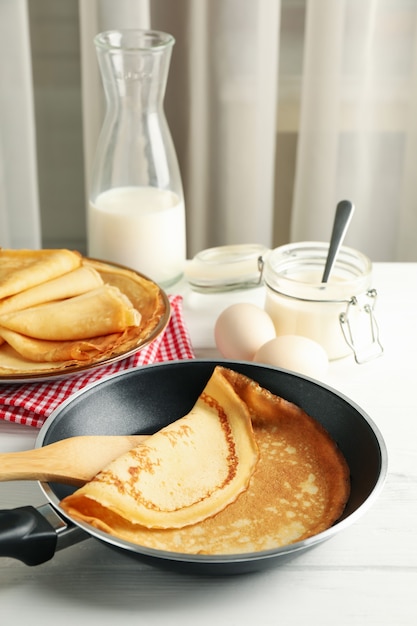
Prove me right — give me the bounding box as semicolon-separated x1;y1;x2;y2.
0;249;170;382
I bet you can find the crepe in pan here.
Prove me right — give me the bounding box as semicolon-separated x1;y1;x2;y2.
61;366;351;553
61;366;259;529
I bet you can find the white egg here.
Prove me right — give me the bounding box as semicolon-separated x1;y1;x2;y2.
253;335;329;379
214;303;276;361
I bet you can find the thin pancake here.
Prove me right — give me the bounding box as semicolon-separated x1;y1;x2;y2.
0;249;81;299
0;259;168;373
61;367;350;553
82;259;163;334
0;285;140;340
61;367;259;529
0;327;130;364
0;266;103;314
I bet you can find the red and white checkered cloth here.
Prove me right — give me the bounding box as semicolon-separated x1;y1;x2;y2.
0;295;195;429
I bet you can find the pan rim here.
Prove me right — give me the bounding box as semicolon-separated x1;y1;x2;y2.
36;359;389;565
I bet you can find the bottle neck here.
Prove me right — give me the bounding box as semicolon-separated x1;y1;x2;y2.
96;47;171;112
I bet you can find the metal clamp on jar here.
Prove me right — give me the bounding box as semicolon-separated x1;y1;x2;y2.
262;242;383;363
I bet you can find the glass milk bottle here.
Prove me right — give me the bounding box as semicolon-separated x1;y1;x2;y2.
88;30;186;287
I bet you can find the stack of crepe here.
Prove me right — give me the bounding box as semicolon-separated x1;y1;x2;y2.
0;249;168;374
61;366;351;555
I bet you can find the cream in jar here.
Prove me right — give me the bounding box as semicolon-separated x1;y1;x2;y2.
263;242;382;362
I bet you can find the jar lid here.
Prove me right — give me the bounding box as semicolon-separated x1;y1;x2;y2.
184;244;268;292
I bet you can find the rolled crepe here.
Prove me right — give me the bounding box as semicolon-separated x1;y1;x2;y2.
0;249;82;299
0;266;104;314
0;254;168;372
0;285;141;340
0;327;129;365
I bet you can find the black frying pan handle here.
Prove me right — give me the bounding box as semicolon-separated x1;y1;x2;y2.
0;503;89;566
0;505;57;565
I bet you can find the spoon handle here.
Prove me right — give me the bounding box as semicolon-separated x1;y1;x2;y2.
321;200;355;283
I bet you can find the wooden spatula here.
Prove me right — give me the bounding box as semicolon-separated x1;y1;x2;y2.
0;434;148;486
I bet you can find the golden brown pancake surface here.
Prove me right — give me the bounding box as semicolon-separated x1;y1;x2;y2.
61;367;259;529
61;367;350;554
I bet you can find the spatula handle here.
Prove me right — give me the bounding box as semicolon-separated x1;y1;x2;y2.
0;447;68;483
0;434;148;485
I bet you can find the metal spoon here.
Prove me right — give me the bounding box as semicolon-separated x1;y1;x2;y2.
321;200;355;283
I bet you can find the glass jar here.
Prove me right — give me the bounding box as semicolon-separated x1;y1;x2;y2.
185;243;268;292
88;30;186;288
263;242;383;362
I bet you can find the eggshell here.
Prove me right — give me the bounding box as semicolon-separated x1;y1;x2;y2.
214;303;276;360
253;335;329;379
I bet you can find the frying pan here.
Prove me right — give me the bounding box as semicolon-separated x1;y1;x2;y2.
0;360;388;575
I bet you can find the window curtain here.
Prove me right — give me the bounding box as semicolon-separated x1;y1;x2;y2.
2;0;417;262
0;0;40;249
78;0;150;209
290;0;417;262
79;0;417;261
149;0;280;255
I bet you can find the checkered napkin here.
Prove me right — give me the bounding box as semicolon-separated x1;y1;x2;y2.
0;295;195;429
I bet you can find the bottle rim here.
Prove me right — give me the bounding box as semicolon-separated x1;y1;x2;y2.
94;29;175;52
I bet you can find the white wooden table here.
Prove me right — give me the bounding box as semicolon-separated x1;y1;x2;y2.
0;262;416;625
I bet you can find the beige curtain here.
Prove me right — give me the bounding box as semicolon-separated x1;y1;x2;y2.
2;0;417;262
79;0;417;262
290;0;417;261
0;0;40;249
78;0;151;209
150;0;280;256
